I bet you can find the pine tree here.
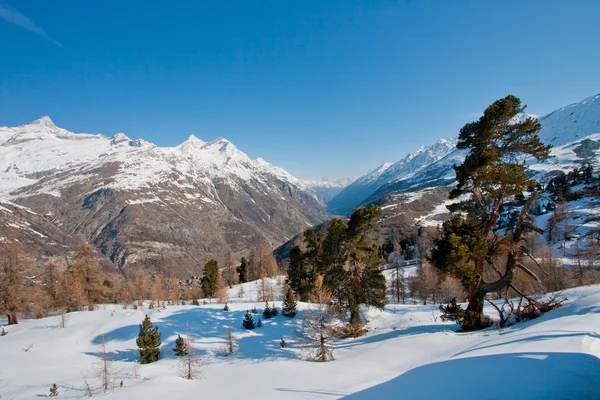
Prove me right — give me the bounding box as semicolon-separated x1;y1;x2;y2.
242;311;255;329
251;306;258;314
173;334;189;357
257;318;263;327
201;260;219;298
236;257;249;283
262;301;272;319
136;315;161;364
282;288;297;318
270;302;278;317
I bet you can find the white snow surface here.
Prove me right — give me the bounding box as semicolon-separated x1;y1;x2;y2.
1;280;599;400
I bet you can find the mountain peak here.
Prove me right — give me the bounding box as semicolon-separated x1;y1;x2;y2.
30;116;56;128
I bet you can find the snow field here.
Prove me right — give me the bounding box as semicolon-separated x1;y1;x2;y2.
1;280;599;399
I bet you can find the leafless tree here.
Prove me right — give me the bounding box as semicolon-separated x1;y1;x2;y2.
93;335;121;393
178;325;202;379
294;276;335;362
222;326;237;355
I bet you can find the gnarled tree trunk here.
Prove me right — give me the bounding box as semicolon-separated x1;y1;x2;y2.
462;193;541;331
7;311;18;325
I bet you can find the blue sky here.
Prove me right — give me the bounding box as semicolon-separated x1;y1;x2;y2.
1;1;599;180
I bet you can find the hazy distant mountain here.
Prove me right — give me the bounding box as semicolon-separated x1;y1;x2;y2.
302;177;357;203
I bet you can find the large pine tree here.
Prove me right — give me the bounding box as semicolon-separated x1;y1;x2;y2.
136;315;161;364
432;95;551;330
287;205;387;325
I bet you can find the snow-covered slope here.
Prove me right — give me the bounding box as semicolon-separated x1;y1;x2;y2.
0;282;598;399
538;94;600;147
0;117;330;276
328;139;456;215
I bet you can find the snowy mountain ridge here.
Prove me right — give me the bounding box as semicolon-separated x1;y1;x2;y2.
0;117;311;199
0;117;330;276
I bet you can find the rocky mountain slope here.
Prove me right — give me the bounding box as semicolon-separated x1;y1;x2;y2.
0;118;330;276
328;139;457;215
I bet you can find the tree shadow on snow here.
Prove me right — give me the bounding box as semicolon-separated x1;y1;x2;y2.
335;323;453;350
342;352;600;400
89;307;299;362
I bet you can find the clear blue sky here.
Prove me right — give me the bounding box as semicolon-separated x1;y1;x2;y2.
1;1;599;180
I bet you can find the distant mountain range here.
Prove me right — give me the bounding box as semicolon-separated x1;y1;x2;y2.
2;93;599;276
0;117;330;276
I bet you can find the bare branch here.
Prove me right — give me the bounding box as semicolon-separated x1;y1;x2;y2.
515;262;541;283
521;247;550;277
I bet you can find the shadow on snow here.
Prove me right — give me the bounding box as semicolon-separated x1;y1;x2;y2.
342;352;600;400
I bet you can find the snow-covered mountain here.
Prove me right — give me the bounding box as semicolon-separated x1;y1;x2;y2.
327;138;457;215
302;176;357;203
328;93;600;218
0;117;330;275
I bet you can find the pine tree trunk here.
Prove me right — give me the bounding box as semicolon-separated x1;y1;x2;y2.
7;311;18;325
462;275;487;330
349;304;364;324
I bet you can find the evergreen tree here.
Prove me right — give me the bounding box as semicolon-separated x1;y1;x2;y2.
223;303;229;311
242;311;255;329
257;318;263;327
270;302;278;317
442;95;551;330
262;301;272;319
173;334;189;357
136;315;161;364
201;260;219;298
236;257;248;283
251;306;258;314
282;288;297;318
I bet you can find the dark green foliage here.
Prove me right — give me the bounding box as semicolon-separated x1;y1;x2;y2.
270;303;278;317
262;301;272;319
251;306;257;314
173;334;189;357
236;257;248;283
452;95;551;203
223;303;229;311
136;315;161;364
242;311;255;329
288;205;387;324
282;288;297;318
429;217;487;282
280;338;286;348
257;318;263;328
49;383;58;397
201;259;219;297
443;95;551;331
288;246;315;301
439;299;465;324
